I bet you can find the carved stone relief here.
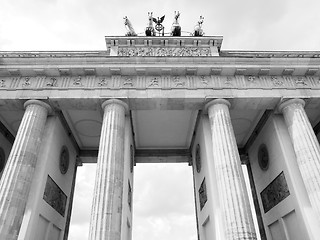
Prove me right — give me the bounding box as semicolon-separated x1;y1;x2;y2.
0;79;6;88
73;76;83;86
43;175;67;217
98;77;109;87
22;77;31;87
46;77;58;87
258;144;269;171
59;146;69;175
199;178;207;210
0;75;318;90
118;47;211;57
260;171;290;213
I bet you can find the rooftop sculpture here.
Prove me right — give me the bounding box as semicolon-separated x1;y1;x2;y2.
194;16;205;36
171;11;181;36
123;12;205;37
124;16;137;36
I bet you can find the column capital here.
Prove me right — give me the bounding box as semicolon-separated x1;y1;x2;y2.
24;99;53;115
278;98;305;113
204;98;231;112
101;99;129;114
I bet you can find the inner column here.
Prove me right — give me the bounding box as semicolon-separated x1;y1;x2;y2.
205;99;256;240
88;99;128;240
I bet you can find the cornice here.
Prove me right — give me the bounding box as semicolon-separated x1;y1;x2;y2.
105;36;223;49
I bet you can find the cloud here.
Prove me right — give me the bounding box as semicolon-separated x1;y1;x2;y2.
134;163;195;217
2;0;320;50
69;164;96;227
132;163;197;240
69;163;197;240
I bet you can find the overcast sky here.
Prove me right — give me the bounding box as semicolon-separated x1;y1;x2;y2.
1;0;320;239
1;0;320;51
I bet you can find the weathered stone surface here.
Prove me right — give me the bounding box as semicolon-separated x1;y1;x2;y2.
260;171;290;213
206;99;256;240
0;100;51;240
43;175;68;217
279;98;320;218
88;99;128;240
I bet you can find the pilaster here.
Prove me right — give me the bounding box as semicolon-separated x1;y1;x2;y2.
89;99;128;240
0;100;52;240
205;99;256;240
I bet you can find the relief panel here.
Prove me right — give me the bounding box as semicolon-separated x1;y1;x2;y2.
118;47;211;57
199;178;207;210
260;171;290;213
43;175;68;217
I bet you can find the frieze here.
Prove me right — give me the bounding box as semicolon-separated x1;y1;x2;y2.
1;51;320;59
260;171;290;213
0;75;319;90
43;175;67;217
118;47;211;57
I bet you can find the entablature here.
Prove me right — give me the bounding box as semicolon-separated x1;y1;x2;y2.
1;59;320;77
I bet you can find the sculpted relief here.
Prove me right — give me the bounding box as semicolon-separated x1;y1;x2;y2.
0;75;318;90
118;47;211;57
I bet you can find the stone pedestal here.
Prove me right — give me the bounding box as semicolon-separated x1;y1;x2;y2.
89;99;128;240
0;100;52;240
205;99;256;240
279;98;320;218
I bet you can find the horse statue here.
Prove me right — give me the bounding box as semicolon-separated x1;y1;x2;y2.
124;16;137;36
145;12;156;36
171;11;181;36
194;16;204;36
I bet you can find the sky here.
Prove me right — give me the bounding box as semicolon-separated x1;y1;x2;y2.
2;0;320;51
1;0;320;239
69;163;198;240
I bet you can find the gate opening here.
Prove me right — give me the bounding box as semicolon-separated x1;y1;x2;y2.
133;163;197;240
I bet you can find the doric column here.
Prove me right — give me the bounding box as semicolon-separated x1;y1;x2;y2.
279;98;320;218
89;99;128;240
205;99;256;240
0;100;52;240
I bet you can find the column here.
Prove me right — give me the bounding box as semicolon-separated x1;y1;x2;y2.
279;98;320;218
205;99;256;240
89;99;128;240
0;100;52;240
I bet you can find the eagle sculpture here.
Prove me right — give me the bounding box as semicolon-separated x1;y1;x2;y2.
152;15;165;36
153;15;165;25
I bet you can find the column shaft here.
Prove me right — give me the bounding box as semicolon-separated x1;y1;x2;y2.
89;99;127;240
279;98;320;218
206;99;256;240
0;100;51;240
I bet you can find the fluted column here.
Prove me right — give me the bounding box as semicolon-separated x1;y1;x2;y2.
89;99;128;240
205;99;256;240
0;100;52;240
279;98;320;218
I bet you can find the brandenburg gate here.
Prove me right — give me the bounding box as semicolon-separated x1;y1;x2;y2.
1;33;320;240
